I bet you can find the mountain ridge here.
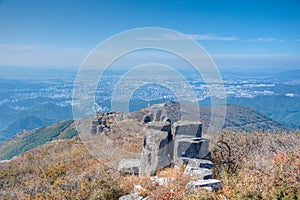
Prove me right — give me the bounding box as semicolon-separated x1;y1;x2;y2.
0;103;285;161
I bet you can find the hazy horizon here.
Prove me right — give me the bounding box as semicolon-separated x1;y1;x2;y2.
0;0;299;70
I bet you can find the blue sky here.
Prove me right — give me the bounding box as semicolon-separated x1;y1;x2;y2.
0;0;299;70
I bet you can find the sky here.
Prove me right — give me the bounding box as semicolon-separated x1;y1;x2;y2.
0;0;299;70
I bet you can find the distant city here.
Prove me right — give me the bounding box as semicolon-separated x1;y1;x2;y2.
0;67;299;141
1;67;299;109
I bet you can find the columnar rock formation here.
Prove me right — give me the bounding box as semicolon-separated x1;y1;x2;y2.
91;111;221;195
139;119;209;175
140;121;173;175
118;114;221;199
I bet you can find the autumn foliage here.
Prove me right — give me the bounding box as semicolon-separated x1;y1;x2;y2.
0;131;299;199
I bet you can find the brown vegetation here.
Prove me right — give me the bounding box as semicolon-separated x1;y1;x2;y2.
211;131;300;199
119;130;300;199
0;131;299;199
0;137;122;200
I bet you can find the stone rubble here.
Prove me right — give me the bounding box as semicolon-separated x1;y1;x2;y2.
90;112;120;134
186;179;222;192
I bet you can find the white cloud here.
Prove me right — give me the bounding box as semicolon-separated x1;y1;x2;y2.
251;37;277;42
139;34;287;42
186;34;239;41
138;33;239;41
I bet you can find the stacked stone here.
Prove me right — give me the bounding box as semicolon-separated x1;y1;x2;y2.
117;117;222;198
172;121;209;160
181;158;221;192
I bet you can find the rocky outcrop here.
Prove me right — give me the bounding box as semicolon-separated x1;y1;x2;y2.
115;111;221;198
139;116;209;174
90;112;120;134
174;137;209;159
140;121;173;175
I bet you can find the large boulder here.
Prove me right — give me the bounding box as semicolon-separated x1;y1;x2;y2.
140;123;173;175
146;121;171;134
173;121;202;137
174;137;209;159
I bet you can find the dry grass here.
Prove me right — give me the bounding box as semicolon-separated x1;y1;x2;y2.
119;131;300;200
211;130;300;199
1;130;299;199
0;137;122;200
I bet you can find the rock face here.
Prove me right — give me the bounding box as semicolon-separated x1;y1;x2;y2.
115;111;222;198
140;121;173;175
139;118;209;175
174;137;209;159
173;121;202;137
172;121;207;161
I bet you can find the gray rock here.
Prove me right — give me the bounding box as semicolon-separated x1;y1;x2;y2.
140;127;172;175
184;167;213;180
155;110;162;121
91;125;97;134
174;137;209;159
118;159;141;175
173;121;202;137
160;115;166;122
149;114;154;121
194;159;214;169
150;176;174;186
178;158;214;169
146;121;171;134
187;179;222;191
92;120;99;125
143;116;152;123
97;125;103;133
103;127;110;132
